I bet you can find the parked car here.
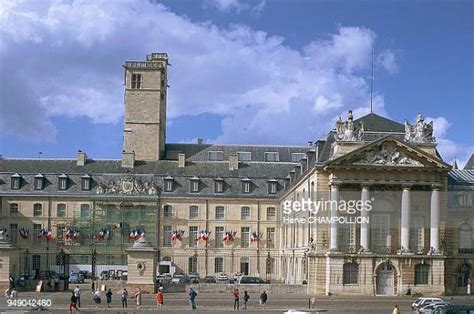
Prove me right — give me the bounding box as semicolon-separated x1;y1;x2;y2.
99;270;110;280
156;274;172;284
419;302;451;313
78;270;90;279
412;298;444;311
217;273;229;282
238;276;268;284
171;274;184;283
432;304;474;314
69;273;84;284
188;274;200;284
203;276;217;283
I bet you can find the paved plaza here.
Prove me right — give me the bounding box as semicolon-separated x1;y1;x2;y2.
1;290;473;313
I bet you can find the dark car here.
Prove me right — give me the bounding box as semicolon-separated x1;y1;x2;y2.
79;270;90;279
203;276;217;283
238;276;268;284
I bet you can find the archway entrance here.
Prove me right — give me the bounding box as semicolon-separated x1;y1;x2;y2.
376;262;396;295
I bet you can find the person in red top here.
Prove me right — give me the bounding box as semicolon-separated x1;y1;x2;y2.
156;287;164;308
232;288;240;310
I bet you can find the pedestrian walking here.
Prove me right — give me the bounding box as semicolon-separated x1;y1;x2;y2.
54;277;60;291
392;304;401;314
73;286;81;307
243;291;250;310
259;290;267;307
135;288;142;308
233;288;240;310
90;280;95;293
156;287;164;308
121;288;128;308
68;292;79;314
93;289;102;308
106;288;113;308
188;287;197;310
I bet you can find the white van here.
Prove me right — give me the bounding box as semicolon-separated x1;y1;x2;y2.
411;297;444;310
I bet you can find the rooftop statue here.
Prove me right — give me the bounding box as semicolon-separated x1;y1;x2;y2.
404;113;435;143
335;110;364;141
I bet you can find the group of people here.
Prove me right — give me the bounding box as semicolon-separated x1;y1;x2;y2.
232;288;267;311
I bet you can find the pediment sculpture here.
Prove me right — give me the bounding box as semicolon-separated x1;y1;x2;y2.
95;176;158;195
335;110;364;142
354;143;423;166
404;113;435;143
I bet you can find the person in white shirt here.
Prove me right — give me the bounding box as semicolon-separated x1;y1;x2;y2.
73;286;81;307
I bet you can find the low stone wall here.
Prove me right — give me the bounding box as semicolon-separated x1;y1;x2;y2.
192;283;307;294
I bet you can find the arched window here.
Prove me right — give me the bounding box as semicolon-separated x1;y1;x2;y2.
459;223;472;250
343;262;359;284
414;264;429;285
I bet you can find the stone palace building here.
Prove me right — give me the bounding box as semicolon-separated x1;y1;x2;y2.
0;52;472;295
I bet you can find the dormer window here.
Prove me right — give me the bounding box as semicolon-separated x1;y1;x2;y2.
34;174;44;190
81;174;91;191
237;152;251;161
131;73;142;89
58;174;68;190
264;152;279;162
268;179;278;194
214;178;224;193
11;173;21;190
208;151;224;161
190;176;200;193
291;153;306;162
241;178;252;194
164;175;174;192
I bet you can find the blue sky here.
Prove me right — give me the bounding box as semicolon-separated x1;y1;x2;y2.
0;0;472;166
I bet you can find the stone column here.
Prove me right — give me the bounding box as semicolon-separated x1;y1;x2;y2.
400;185;411;252
430;185;440;252
330;184;340;251
360;184;371;252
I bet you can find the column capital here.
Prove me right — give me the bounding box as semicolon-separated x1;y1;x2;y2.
431;184;442;190
360;182;372;189
329;181;342;187
401;183;413;190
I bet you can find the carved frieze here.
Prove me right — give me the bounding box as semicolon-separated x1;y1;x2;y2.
353;143;423;167
95;176;158;195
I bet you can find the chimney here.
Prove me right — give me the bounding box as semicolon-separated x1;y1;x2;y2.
229;154;239;170
122;151;135;168
178;153;186;168
308;141;313;146
77;150;87;166
197;138;204;145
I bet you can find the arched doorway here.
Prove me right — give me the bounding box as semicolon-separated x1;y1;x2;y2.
376;262;396;295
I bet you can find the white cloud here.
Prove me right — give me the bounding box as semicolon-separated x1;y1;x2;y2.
1;0;397;147
377;49;398;74
206;0;266;13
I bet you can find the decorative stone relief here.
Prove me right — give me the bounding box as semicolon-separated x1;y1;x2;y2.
335;110;364;141
404;113;435;143
354;143;423;166
95;176;158;195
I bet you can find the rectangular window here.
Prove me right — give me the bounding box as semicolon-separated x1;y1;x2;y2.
237;152;252;161
242;182;251;194
214;180;224;193
189;206;199;219
266;227;275;248
11;177;21;190
411;215;425;252
32;255;41;271
33;203;42;217
80;204;90;218
343;263;359;284
241;227;250;248
190;180;199;193
81;177;91;191
57;204;66;217
266;207;276;220
10;203;19;215
268;182;277;194
163;205;173;219
188;256;197;274
33;224;42;244
415;264;429;285
340;221;356;252
10;224;18;244
163;226;172;247
106;256;116;265
58;178;67;190
131;73;142;89
34;177;44;190
371;214;390;253
241;207;250;220
215;206;225;220
208;151;224;161
264;152;280;162
291;153;306;162
164;180;173;192
189;226;198;247
215;226;224;248
215;257;224;273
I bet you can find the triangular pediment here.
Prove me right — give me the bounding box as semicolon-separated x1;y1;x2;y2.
325;136;450;170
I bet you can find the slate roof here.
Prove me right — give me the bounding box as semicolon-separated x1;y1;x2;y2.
465;154;474;170
448;169;474;186
354;113;405;133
